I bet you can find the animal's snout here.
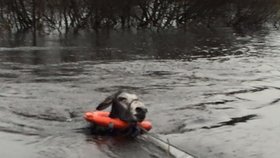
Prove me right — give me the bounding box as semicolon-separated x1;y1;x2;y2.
136;107;148;114
134;107;147;122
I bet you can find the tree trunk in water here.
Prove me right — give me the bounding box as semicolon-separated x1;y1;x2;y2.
32;0;36;46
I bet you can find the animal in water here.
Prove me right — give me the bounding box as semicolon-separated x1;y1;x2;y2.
96;91;148;137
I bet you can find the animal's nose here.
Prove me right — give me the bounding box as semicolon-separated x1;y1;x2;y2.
136;107;148;114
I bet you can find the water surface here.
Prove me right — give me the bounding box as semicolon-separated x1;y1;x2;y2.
1;29;280;158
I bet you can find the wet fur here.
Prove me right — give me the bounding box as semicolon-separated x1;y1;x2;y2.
96;91;147;123
96;91;147;137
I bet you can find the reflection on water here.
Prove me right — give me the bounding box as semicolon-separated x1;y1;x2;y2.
1;28;280;158
0;28;249;63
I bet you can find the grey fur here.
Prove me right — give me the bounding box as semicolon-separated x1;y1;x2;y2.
96;91;147;123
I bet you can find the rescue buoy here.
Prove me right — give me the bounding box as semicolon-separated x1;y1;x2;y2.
84;111;152;131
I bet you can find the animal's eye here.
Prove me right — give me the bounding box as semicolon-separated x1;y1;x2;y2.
118;97;127;101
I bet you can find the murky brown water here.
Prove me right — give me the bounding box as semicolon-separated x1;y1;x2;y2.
1;28;280;158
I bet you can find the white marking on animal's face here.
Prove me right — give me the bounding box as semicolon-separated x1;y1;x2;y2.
117;92;145;115
117;92;138;105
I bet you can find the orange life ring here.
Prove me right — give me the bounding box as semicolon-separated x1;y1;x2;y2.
84;111;152;131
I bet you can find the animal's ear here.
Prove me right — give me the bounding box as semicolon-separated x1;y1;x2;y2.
96;96;113;110
96;91;123;110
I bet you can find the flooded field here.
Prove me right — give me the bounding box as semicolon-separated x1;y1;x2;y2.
1;29;280;158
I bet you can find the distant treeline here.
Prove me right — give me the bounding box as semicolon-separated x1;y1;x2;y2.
1;0;280;33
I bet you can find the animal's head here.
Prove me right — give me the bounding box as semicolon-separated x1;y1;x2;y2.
96;91;147;123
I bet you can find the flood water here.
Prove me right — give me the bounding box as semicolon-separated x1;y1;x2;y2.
1;28;280;158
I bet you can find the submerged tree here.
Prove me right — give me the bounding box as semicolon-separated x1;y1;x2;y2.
0;0;280;34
